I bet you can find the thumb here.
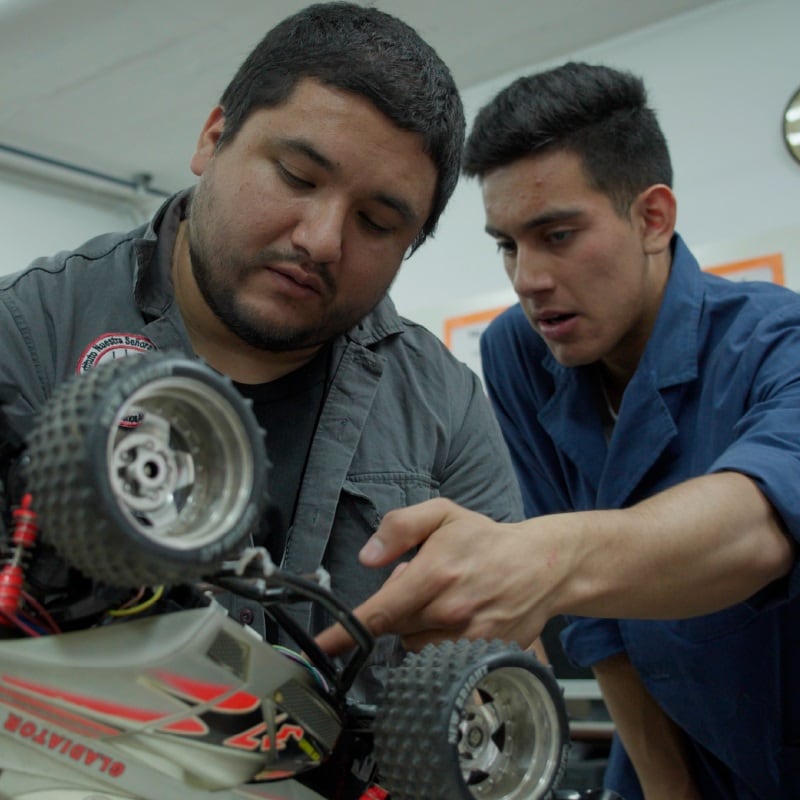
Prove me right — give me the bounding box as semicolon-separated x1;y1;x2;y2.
359;497;456;566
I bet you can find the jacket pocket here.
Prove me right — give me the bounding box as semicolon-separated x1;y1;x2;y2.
322;475;436;609
338;472;438;534
663;601;758;643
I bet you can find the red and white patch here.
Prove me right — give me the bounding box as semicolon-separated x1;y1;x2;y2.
76;333;156;374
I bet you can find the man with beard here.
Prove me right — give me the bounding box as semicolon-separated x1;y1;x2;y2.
0;2;522;678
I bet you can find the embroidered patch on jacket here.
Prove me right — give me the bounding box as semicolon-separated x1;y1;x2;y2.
76;333;157;374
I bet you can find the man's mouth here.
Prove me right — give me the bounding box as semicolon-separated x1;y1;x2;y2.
266;264;324;295
540;313;574;325
535;312;578;339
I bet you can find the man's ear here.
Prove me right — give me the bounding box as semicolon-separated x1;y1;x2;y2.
190;106;226;177
633;184;677;255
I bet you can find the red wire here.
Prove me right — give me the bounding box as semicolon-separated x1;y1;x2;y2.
21;590;61;634
0;607;40;637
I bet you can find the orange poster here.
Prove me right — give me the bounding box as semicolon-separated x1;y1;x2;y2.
703;253;784;285
443;305;510;381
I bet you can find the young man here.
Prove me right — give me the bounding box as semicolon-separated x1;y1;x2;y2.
0;3;522;691
318;63;799;798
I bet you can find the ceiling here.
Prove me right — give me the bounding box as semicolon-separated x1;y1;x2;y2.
0;0;726;198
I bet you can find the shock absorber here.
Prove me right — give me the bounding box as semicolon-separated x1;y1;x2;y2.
0;493;38;624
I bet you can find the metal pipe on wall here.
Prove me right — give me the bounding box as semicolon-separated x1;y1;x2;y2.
0;143;170;200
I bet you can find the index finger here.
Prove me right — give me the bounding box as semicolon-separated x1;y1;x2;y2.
315;560;434;656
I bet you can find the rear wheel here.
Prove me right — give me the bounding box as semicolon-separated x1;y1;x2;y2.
375;639;569;800
25;353;268;587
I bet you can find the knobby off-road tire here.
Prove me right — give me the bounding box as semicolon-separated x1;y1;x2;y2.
24;353;268;587
374;639;569;800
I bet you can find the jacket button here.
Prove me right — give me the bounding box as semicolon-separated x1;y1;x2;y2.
238;608;255;625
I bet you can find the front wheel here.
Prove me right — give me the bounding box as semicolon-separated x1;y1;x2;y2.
24;352;268;587
374;639;569;800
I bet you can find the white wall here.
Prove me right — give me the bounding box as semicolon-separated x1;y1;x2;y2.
391;0;800;337
0;163;161;277
1;0;798;337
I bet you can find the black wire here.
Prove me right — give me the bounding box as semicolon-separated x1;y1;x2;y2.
212;571;374;696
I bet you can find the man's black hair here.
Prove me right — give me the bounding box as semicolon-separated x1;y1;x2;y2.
217;2;465;252
463;61;672;215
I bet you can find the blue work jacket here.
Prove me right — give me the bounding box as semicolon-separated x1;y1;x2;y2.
481;235;800;799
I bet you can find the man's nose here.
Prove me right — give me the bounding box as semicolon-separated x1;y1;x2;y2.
291;199;345;265
512;247;555;296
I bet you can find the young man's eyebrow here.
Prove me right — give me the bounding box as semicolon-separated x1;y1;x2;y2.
485;208;585;237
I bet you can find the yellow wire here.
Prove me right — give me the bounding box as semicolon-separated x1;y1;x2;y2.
107;586;165;617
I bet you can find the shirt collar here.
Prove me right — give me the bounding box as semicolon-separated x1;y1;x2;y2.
133;190;190;317
638;233;701;389
347;294;406;347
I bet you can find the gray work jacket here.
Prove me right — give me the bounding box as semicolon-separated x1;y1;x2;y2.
0;194;523;686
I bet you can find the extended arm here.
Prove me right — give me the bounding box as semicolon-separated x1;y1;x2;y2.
317;470;794;653
552;469;792;621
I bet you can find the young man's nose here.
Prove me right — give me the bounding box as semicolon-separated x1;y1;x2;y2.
512;247;556;296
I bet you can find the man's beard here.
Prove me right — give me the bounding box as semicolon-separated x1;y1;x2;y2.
188;237;331;352
185;182;391;353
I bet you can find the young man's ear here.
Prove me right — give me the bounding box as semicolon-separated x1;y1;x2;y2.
634;184;677;255
190;106;226;177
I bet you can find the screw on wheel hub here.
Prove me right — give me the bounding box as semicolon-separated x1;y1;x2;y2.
111;423;189;513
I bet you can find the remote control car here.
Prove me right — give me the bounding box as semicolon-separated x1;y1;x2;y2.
0;353;574;800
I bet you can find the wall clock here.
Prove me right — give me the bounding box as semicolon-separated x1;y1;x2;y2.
784;86;800;164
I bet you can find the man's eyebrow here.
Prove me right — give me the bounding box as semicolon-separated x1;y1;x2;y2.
485;207;584;237
277;136;419;226
278;137;335;171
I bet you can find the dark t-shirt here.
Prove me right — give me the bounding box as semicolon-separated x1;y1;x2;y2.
234;345;329;564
